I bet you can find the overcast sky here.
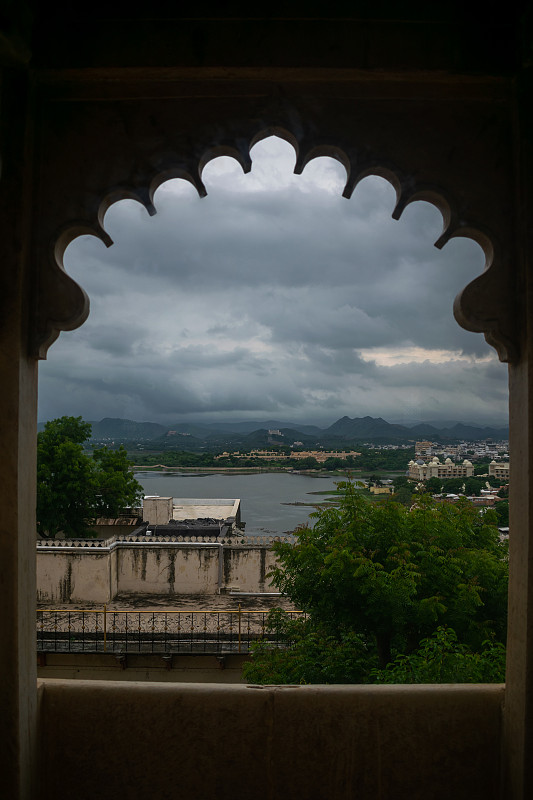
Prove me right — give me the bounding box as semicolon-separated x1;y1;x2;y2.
38;136;508;428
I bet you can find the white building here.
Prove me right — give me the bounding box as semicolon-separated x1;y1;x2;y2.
489;461;510;481
408;456;474;481
142;496;242;530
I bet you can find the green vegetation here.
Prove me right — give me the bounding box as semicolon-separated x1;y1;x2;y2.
133;445;414;473
494;500;509;527
425;475;504;496
133;451;218;468
243;483;508;684
373;627;506;683
37;416;143;538
353;447;415;471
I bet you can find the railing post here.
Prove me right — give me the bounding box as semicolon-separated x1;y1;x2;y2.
238;603;242;653
103;604;107;652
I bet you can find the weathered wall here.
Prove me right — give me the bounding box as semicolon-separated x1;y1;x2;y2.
36;539;280;603
116;545;220;596
39;681;504;800
223;546;277;592
37;551;110;604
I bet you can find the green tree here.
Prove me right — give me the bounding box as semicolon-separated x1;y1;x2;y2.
92;445;143;516
494;500;509;527
474;463;490;476
37;416;143;537
372;627;506;684
464;477;485;496
392;484;414;506
440;477;465;494
323;457;345;471
246;484;508;683
244;613;377;685
293;456;319;470
425;477;443;494
37;417;96;538
392;476;410;489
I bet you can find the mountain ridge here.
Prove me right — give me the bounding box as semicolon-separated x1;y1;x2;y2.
38;415;509;443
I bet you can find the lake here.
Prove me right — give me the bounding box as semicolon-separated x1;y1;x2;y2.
134;471;344;535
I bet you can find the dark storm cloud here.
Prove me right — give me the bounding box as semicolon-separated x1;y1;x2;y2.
38;137;507;426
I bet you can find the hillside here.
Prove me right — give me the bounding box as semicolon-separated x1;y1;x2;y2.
37;415;509;446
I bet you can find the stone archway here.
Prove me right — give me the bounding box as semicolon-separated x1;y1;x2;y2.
2;25;532;791
32;80;517;366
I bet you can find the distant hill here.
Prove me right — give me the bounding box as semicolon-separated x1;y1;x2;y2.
319;415;509;443
159;422;217;439
397;418;508;431
321;416;411;441
89;418;168;440
197;419;323;436
238;427;317;448
443;423;509;440
407;422;509;440
38;415;509;445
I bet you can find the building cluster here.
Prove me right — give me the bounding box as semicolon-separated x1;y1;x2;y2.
415;439;509;461
364;443;413;450
410;440;510;484
290;450;361;463
408;457;474;481
215;449;360;463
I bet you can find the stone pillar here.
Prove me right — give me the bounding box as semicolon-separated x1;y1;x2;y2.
502;66;533;800
0;68;38;799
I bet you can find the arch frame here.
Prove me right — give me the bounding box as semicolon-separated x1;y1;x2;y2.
2;55;532;799
31;71;518;363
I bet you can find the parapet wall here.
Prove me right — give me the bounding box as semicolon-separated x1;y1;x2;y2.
36;535;286;604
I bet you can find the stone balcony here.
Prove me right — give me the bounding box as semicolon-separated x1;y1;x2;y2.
38;680;503;800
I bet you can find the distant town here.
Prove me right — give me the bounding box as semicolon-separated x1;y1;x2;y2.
39;414;507;450
41;414;508;529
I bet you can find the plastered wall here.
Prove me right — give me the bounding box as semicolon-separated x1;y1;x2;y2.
36;542;279;603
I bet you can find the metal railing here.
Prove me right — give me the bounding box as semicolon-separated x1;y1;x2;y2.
36;607;304;655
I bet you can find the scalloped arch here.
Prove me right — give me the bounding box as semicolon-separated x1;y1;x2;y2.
38;127;517;363
249;127;300;158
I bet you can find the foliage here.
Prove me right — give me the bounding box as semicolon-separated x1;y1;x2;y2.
92;445;144;516
463;477;486;496
474;462;491;476
37;417;96;538
246;484;508;683
293;456;320;470
352;447;415;471
392;484;415;506
392;475;410;489
494;500;509;527
243;611;376;685
37;417;143;537
438;477;465;493
133;451;216;467
372;626;506;683
425;477;443;494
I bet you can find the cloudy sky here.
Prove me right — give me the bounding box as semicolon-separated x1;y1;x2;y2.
38;137;508;428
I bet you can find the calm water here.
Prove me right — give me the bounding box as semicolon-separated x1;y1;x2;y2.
135;471;343;535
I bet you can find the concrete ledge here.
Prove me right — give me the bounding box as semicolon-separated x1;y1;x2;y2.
38;680;504;800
